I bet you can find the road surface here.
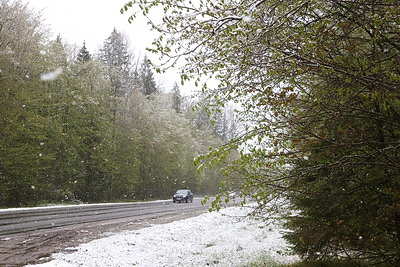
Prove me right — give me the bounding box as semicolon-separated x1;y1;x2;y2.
0;198;210;266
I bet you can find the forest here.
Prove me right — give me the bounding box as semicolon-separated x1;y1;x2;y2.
2;0;400;265
0;0;239;207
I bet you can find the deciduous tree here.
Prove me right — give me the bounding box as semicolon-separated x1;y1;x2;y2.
122;0;400;264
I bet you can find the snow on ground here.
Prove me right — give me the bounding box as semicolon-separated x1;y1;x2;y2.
28;205;299;267
0;200;168;212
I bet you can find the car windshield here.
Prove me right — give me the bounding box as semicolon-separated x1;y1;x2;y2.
175;190;188;194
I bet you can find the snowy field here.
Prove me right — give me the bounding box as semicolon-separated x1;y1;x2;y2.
27;205;299;267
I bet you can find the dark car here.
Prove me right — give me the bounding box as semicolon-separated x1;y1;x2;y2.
173;189;193;203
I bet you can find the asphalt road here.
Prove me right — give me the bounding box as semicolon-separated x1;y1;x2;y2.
0;198;211;266
0;198;209;237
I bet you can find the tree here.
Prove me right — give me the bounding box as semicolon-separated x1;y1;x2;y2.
171;82;182;113
1;0;233;208
138;56;157;96
122;0;400;264
0;0;45;76
99;28;133;97
212;105;240;143
131;93;200;199
67;58;116;202
76;41;91;63
0;0;52;206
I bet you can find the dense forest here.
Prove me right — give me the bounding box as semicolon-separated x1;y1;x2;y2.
0;0;239;207
3;0;400;264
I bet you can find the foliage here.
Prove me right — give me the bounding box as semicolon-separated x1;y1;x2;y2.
0;0;50;206
76;41;91;63
0;1;226;207
137;56;158;95
122;0;400;264
99;28;133;97
171;82;182;113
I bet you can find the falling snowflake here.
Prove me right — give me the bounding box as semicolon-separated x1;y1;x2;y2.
40;67;63;81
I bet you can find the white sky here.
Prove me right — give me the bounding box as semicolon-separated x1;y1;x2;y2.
24;204;299;266
22;0;183;92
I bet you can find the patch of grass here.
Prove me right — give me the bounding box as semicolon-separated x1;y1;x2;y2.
240;255;284;267
275;260;391;267
283;261;359;267
244;256;374;267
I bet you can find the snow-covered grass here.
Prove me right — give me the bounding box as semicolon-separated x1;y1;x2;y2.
28;205;299;267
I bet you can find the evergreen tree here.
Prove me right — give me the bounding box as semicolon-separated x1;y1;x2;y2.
212;107;238;143
76;41;91;63
99;28;133;97
138;56;157;96
123;0;400;264
171;82;181;113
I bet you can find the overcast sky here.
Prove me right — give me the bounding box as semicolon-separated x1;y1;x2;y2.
22;0;182;92
22;0;150;52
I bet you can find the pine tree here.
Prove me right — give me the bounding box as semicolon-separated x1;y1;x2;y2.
99;28;133;97
76;41;91;63
171;82;181;113
138;56;157;96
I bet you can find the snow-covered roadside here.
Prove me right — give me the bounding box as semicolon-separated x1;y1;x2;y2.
0;200;168;213
28;205;299;267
